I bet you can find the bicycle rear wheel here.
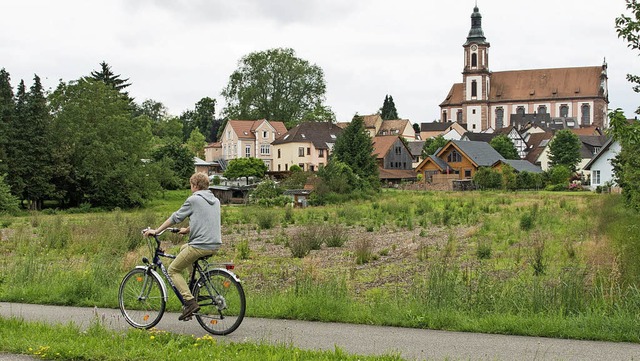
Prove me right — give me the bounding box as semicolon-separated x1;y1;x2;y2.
193;269;246;335
119;267;166;329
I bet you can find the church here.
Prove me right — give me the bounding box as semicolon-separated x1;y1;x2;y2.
439;6;609;132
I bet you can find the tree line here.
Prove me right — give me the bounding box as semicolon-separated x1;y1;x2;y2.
0;63;223;211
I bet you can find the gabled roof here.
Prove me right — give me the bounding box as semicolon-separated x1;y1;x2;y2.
524;131;553;164
462;132;495;143
584;138;618;170
440;84;465;107
362;114;382;129
205;142;221;149
442;66;606;107
407;140;425;156
372;136;407;159
440;140;505;167
378;119;411;135
271;121;343;149
489;66;605;102
578;135;610;159
429;155;453;172
228;119;287;139
493;159;543;173
421;121;462;132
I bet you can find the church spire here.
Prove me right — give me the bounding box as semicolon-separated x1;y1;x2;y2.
465;5;488;45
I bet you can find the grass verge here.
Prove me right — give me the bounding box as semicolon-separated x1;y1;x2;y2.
0;316;403;361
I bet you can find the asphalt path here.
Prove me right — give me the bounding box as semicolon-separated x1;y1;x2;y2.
1;302;639;360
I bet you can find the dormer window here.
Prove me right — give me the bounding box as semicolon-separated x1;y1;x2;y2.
263;130;268;138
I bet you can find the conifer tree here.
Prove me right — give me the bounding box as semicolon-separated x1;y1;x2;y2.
331;115;379;189
7;76;54;209
380;94;399;120
90;61;132;100
0;69;14;175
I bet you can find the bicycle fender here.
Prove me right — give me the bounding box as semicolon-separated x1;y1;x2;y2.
133;266;169;301
211;268;242;283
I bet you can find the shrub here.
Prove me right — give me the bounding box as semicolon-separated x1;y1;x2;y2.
236;239;251;260
476;243;492;259
354;238;373;265
325;225;349;247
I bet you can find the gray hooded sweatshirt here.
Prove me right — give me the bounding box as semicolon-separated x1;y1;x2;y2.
170;190;221;250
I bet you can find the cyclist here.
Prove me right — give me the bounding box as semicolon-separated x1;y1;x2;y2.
144;172;222;321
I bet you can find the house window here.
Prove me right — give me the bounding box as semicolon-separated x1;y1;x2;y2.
464;169;472;178
298;147;305;157
471;53;478;67
298;163;304;170
457;110;463;122
495;107;504;129
263;130;268;138
593;170;601;185
447;150;462;163
245;145;251;158
395;146;402;155
516;106;525;116
260;144;270;155
471;80;478;97
593;147;601;155
277;149;281;158
285;164;288;171
318;149;325;158
278;164;281;171
307;147;311;155
537;105;547;114
581;104;591;125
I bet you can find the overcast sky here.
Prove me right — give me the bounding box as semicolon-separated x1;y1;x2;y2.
2;0;637;125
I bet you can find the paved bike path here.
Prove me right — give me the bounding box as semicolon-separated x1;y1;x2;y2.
1;302;639;361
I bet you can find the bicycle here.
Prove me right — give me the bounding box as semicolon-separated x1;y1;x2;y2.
118;228;246;335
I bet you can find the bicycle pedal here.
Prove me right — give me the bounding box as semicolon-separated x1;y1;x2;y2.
181;316;193;321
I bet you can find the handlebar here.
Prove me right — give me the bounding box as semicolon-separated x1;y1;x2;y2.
141;227;181;236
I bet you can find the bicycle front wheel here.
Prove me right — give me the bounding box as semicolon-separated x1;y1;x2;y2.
119;267;166;329
193;269;246;335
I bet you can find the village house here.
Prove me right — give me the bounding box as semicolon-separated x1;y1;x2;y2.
218;119;287;171
271;121;343;172
372;135;416;184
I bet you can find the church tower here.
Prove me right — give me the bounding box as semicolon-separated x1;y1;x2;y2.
462;6;491;131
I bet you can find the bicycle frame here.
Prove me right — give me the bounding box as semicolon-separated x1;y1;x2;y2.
144;230;242;305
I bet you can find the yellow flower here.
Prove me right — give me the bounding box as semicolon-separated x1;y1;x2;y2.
150;335;155;340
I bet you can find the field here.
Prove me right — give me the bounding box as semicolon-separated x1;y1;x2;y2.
1;189;639;343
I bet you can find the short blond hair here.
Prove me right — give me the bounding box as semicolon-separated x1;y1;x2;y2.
190;172;210;190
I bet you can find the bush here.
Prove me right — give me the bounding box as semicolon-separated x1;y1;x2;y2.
324;225;349;247
474;167;502;190
236;239;251;260
0;174;19;213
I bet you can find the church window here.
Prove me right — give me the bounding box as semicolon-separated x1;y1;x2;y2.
471;80;477;97
581;104;591;125
516;106;525;116
560;104;569;117
471;53;478;67
537;105;547;114
457;110;463;122
495;107;504;129
443;110;447;121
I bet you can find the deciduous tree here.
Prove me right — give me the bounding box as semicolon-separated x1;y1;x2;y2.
490;134;519;159
548;130;581;172
224;157;268;184
422;135;447;158
49;78;156;208
221;48;332;128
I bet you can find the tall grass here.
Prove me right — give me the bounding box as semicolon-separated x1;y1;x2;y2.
1;190;639;342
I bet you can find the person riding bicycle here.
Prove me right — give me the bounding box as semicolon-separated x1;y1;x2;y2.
144;172;221;321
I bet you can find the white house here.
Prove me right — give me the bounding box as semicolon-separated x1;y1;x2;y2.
583;139;621;191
